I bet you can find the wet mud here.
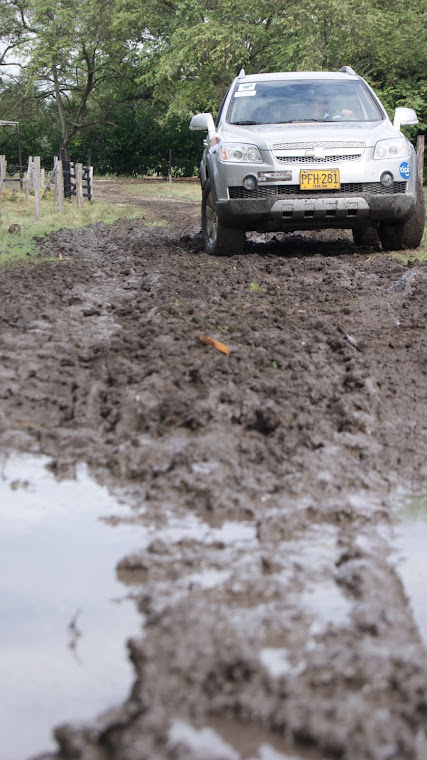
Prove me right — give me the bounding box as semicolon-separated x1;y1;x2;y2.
1;180;427;760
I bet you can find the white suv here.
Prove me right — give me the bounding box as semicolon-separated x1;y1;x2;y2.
190;67;425;255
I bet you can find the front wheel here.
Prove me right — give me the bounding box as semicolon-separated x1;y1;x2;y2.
378;180;426;251
352;225;380;247
201;180;245;255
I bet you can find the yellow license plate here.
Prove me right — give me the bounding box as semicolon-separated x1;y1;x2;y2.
300;169;340;190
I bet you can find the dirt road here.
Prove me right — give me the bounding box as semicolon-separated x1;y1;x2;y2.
1;182;427;760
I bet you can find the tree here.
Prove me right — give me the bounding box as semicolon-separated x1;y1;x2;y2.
0;0;152;152
0;0;425;174
150;0;427;128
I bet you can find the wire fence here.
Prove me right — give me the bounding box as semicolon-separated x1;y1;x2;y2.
0;154;94;220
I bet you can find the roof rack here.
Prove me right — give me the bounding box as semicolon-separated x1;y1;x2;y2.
238;68;246;78
338;66;357;76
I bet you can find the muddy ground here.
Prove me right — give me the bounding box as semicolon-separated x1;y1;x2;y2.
1;180;427;760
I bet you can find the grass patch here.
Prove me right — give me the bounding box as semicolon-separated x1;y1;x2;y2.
395;240;427;264
119;180;201;202
0;190;148;265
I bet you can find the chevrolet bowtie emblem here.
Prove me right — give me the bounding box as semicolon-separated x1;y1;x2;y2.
305;147;326;158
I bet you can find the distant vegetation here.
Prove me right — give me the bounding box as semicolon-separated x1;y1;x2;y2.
0;0;425;176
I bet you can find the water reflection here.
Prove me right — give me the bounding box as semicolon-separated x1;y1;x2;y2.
168;717;314;760
0;453;141;760
394;493;427;646
398;493;427;522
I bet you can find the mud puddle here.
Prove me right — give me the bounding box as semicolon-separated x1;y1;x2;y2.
0;194;426;759
168;717;315;759
393;494;427;646
0;451;269;760
0;453;142;760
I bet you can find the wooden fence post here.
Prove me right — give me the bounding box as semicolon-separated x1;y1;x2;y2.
61;149;74;200
34;156;41;221
25;156;33;200
54;156;64;212
86;150;93;200
89;165;94;200
75;162;83;208
0;155;7;195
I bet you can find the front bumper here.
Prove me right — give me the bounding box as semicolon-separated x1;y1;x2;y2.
216;187;415;231
207;140;418;231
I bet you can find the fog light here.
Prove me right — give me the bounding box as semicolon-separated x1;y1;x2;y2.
380;171;394;188
243;175;258;191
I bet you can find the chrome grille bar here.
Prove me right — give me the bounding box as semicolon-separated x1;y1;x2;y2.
275;154;362;163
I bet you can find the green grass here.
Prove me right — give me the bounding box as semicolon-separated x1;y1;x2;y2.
0;189;149;265
119;180;201;202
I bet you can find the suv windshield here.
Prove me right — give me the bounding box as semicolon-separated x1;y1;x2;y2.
228;79;383;125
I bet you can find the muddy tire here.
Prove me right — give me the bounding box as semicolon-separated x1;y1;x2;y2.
202;180;245;255
352;226;381;247
378;180;426;251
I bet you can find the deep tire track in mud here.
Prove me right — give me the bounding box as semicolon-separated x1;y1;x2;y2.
1;191;427;760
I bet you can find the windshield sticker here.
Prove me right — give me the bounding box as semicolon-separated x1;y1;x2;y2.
399;162;411;179
235;83;257;97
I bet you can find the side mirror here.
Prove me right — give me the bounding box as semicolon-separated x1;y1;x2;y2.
393;107;418;131
189;113;216;139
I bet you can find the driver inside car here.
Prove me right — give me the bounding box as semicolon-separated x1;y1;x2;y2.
312;95;353;120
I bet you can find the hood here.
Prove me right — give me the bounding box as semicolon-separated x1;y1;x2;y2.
219;120;402;150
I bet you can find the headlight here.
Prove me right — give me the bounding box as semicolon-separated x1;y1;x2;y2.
219;143;263;163
373;138;410;160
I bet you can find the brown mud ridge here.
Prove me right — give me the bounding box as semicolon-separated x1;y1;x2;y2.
1;182;427;760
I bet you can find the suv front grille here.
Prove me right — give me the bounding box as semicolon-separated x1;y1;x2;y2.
228;182;407;199
272;140;365;150
276;154;362;163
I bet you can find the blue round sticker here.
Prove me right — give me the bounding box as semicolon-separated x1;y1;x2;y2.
399;162;411;179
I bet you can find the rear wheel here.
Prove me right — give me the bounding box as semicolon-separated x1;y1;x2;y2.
378;180;426;251
202;180;245;255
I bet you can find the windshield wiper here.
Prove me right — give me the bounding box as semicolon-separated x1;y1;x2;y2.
231;120;262;125
273;119;333;124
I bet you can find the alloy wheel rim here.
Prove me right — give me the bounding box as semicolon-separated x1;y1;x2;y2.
206;193;218;246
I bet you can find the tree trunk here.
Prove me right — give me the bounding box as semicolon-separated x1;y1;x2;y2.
52;64;70;157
